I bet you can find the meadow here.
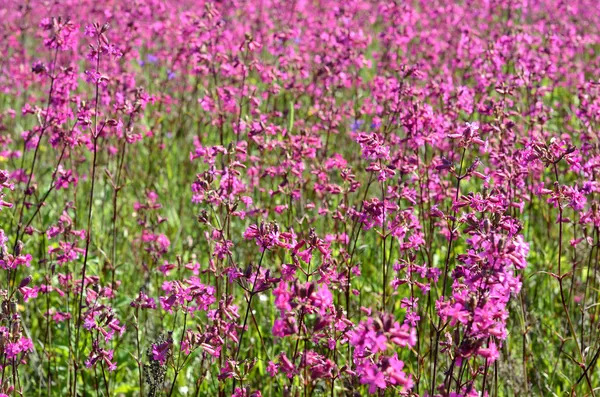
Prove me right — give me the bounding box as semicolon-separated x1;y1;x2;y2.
0;0;599;396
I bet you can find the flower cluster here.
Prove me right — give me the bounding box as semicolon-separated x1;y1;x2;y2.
1;1;600;396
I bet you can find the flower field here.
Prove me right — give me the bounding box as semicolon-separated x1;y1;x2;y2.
0;0;599;395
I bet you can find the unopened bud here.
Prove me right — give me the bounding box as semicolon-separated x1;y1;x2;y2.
18;276;32;289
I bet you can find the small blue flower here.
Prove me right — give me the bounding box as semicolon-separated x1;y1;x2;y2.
350;119;364;132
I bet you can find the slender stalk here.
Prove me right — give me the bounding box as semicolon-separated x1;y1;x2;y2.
73;37;103;395
553;163;596;396
232;250;266;391
431;148;466;393
234;250;266;360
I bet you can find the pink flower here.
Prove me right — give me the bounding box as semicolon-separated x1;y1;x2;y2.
152;341;171;365
359;363;386;394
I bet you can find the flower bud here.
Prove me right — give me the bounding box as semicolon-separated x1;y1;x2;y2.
18;275;32;289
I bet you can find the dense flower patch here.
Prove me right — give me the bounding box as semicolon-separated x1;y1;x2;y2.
0;0;599;395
